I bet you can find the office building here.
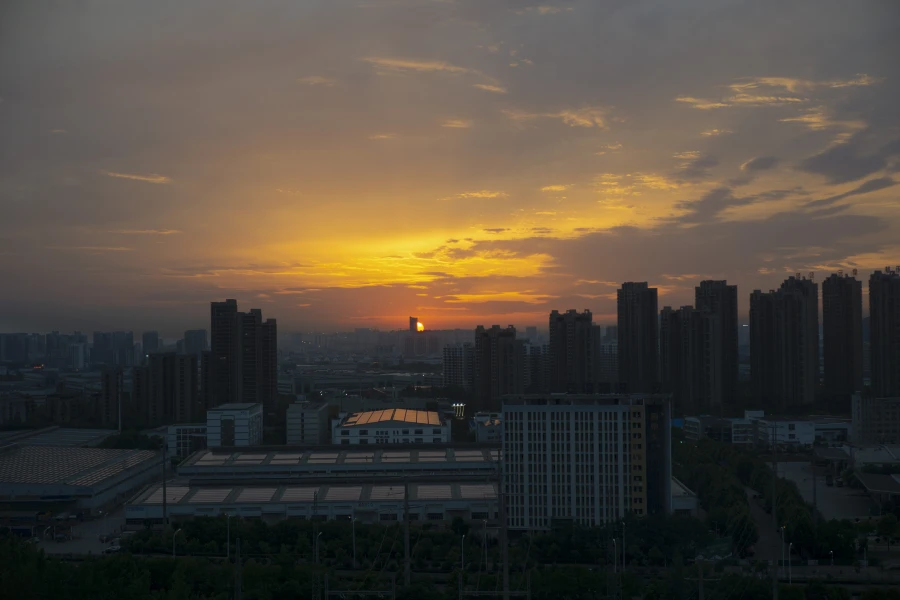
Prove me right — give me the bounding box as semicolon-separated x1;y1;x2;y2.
473;325;524;412
332;409;449;445
695;280;739;408
184;329;209;356
548;309;595;393
98;367;123;428
853;394;900;445
443;343;475;391
617;282;659;393
210;300;242;407
870;269;900;397
206;403;263;447
286;400;330;445
409;317;419;332
822;272;863;400
503;394;672;530
166;424;208;459
142;331;160;358
750;276;819;410
593;334;618;390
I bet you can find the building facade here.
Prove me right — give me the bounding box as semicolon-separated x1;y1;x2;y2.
822;273;863;401
206;403;263;447
473;325;524;412
695;280;739;409
502;394;671;530
99;367;123;428
853;394;900;445
134;352;199;427
548;309;594;393
442;343;475;391
166;424;208;459
870;270;900;398
286;400;330;445
332;409;449;445
617;283;659;393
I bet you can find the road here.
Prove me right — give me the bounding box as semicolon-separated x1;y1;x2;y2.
36;507;127;556
778;462;873;521
745;487;782;564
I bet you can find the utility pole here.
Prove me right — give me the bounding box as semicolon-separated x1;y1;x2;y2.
500;468;509;600
404;479;411;587
161;443;168;528
698;559;704;600
771;421;779;600
811;454;818;528
235;537;242;600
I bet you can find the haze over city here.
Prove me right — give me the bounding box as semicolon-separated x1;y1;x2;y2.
2;0;899;335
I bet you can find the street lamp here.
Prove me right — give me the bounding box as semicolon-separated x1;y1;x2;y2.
173;528;182;557
612;539;617;573
780;526;786;577
315;531;323;566
788;542;793;584
461;534;466;571
482;520;487;570
829;550;834;567
226;514;232;559
351;516;357;569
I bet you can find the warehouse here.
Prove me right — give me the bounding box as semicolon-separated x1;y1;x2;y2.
0;444;161;518
332;409;450;445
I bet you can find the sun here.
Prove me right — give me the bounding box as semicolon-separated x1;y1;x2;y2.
416;321;425;332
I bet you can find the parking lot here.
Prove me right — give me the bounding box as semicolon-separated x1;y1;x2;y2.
778;461;873;521
34;507;127;556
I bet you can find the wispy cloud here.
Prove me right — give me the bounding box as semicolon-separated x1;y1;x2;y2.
701;129;733;137
521;5;573;15
676;94;805;110
48;246;133;252
297;75;337;86
729;74;882;94
442;119;473;128
673;151;700;160
504;106;608;128
779;106;866;132
107;228;182;235
363;56;469;75
540;184;572;192
473;83;507;94
454;190;509;199
104;171;172;184
368;133;396;140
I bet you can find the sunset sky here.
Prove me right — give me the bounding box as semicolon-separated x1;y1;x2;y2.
1;0;898;335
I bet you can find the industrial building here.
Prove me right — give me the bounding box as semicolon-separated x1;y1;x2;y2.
286;400;330;445
332;409;449;445
207;403;263;447
166;423;208;459
0;443;161;519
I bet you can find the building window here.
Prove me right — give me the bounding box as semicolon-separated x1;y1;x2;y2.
360;439;369;444
414;429;423;435
360;430;369;435
427;513;443;521
415;438;423;443
341;430;349;436
379;513;398;521
432;429;441;434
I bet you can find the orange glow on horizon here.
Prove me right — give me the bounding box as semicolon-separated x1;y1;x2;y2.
416;321;425;332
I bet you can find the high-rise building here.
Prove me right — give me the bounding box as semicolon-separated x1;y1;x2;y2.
473;325;524;412
210;300;242;407
443;343;475;390
660;306;699;415
548;309;595;393
409;317;419;332
503;394;672;530
524;344;550;393
184;329;209;356
869;269;900;398
142;331;160;358
750;276;819;410
852;393;900;445
525;326;538;342
695;280;739;408
135;352;200;426
99;367;123;428
617;282;659;393
822;273;863;401
260;317;278;410
592;328;618;391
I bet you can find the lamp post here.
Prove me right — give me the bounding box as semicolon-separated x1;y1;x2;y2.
780;526;786;577
829;550;834;567
351;517;357;569
173;528;182;557
461;534;466;571
226;514;232;559
788;542;793;584
612;538;617;573
482;520;487;570
316;531;323;566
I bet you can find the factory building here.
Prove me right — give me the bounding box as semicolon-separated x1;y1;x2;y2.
332;409;450;445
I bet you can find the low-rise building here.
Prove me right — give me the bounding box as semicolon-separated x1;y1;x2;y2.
286;400;330;445
671;477;699;517
755;417;816;447
166;424;208;459
332;409;449;445
472;412;502;443
852;394;900;445
207;403;263;447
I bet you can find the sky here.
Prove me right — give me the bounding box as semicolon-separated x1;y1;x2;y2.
1;0;899;335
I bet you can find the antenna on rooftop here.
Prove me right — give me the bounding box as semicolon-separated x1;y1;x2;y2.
852;268;858;277
837;270;843;277
808;272;815;281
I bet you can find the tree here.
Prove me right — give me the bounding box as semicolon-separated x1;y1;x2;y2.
877;514;899;551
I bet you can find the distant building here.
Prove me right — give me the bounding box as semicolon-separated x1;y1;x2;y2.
207;403;263;447
524;343;550;393
695;280;739;409
134;352;199;427
442;343;475;391
99;367;123;428
409;317;419;332
822;273;863;402
750;276;819;411
684;415;755;445
184;329;209;356
548;309;594;393
853;394;900;445
142;331;160;358
870;270;900;398
166;423;208;459
472;412;502;443
286;400;330;445
503;394;671;530
332;409;449;445
210;300;242;407
617;282;659;393
593;337;618;389
473;325;524;412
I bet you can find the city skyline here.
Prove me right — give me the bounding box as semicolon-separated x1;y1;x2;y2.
2;1;899;334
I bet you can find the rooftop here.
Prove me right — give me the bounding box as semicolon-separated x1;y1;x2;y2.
502;394;671;407
342;409;442;427
182;447;500;468
209;403;261;412
671;477;696;498
855;472;900;495
0;446;158;487
0;427;116;447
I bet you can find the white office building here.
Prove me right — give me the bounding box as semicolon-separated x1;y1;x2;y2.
332;409;449;445
207;403;263;447
503;394;672;531
286;400;330;445
166;424;208;459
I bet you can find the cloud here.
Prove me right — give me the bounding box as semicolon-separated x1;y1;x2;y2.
540;184;572;192
798;137;900;184
297;75;336;86
48;246;133;252
483;228;509;233
701;129;733;137
676;94;805;110
103;171;172;184
779;106;867;133
672;186;805;225
504;106;607;128
728;74;882;94
454;190;509;199
107;229;182;235
363;56;469;75
741;156;781;171
368;133;396;140
522;5;573;15
675;155;719;182
673;151;700;160
803;177;898;210
473;83;507;94
442;119;473;128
